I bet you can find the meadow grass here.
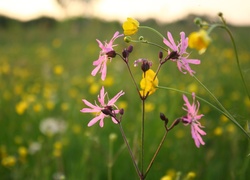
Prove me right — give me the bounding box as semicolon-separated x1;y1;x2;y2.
0;17;250;180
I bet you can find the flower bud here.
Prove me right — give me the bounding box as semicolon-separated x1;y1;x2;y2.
158;51;163;59
124;36;132;43
139;36;144;41
122;49;129;58
194;17;202;25
160;113;168;122
218;12;223;17
127;45;133;53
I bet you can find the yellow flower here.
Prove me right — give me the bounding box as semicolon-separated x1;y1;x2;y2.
1;156;16;167
188;29;211;54
122;17;140;36
15;101;28;115
140;69;158;98
53;65;64;75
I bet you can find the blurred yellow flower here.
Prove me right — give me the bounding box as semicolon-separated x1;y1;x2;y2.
140;69;158;98
61;102;69;111
102;76;114;86
53;141;63;157
186;171;196;179
220;115;228;123
52;38;62;48
1;155;16;167
15;101;28;115
33;103;43;112
161;175;172;180
226;124;235;133
18;146;28;158
188;29;211;54
145;102;155;112
89;83;100;94
72;124;82;134
53;65;64;75
214;127;223;136
122;17;140;36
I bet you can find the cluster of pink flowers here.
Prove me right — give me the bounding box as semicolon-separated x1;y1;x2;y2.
80;28;206;148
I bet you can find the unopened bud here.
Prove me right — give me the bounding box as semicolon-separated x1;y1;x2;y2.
158;51;163;59
194;17;202;25
124;36;132;43
160;113;168;123
173;118;181;127
139;36;144;41
127;45;133;53
122;49;129;58
218;12;223;17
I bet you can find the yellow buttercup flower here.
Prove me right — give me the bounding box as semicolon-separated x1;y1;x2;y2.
122;17;140;36
188;29;211;54
140;69;158;98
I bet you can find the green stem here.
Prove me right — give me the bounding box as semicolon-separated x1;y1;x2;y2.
118;123;141;178
222;25;250;100
157;84;250;138
141;99;145;176
130;39;168;52
204;23;250;100
139;26;165;39
192;75;250;138
144;130;168;178
108;137;113;180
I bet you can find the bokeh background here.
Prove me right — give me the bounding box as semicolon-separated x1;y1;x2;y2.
0;0;250;179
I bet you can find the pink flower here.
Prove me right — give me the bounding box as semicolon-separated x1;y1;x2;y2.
80;86;125;127
91;31;123;81
163;31;200;76
182;93;206;148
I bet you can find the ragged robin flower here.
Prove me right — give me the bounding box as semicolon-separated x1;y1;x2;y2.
140;69;158;98
188;29;211;54
81;86;125;127
91;31;123;81
182;93;206;148
122;17;140;36
163;31;201;76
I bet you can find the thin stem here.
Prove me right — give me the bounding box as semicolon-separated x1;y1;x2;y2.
192;75;250;138
130;39;168;52
118;123;141;178
141;99;145;176
157;86;225;117
203;22;250;100
157;84;250;138
222;25;250;100
144;130;168;178
139;26;165;39
108;138;113;180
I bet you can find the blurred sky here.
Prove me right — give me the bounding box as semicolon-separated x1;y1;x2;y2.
0;0;250;25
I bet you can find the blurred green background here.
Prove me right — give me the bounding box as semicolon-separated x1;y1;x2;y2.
0;16;250;180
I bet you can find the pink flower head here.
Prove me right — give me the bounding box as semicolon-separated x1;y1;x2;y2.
182;93;206;148
80;86;125;128
91;31;124;81
163;31;201;76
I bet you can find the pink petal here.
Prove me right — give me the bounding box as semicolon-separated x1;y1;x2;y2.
108;90;125;106
87;114;104;127
82;99;101;110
